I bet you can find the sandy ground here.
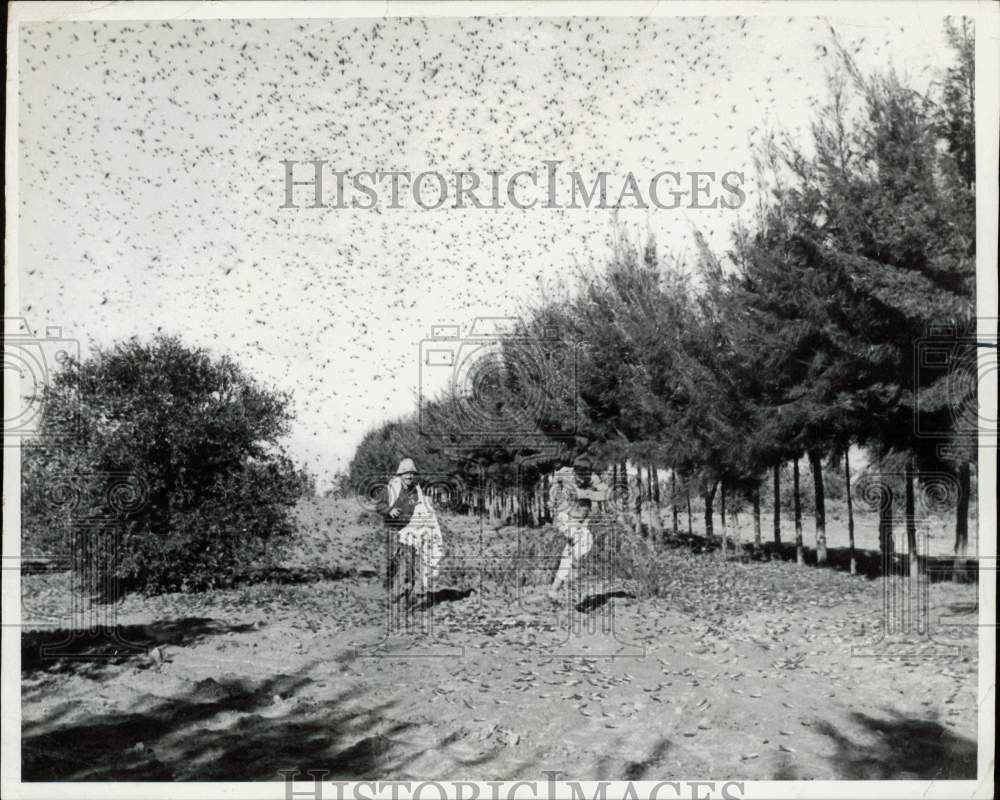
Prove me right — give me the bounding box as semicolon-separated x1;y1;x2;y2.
20;500;980;782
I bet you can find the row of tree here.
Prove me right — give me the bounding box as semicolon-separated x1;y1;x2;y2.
348;21;980;577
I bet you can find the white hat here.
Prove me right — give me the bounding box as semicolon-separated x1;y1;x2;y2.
395;458;417;475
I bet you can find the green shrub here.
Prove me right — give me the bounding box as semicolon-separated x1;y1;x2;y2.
22;335;311;596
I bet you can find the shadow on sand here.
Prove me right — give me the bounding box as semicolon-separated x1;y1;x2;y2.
794;709;977;780
575;590;636;613
21;618;259;678
23;666;395;780
23;656;510;781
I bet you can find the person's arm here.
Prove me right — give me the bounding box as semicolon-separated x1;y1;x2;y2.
376;477;401;519
416;483;432;511
550;468;576;509
585;484;609;503
375;489;391;518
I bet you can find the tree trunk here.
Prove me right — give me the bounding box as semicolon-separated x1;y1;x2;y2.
954;461;970;581
720;481;727;529
704;481;716;538
671;470;679;533
651;466;662;537
720;481;727;556
878;485;894;574
753;482;762;547
809;451;827;565
844;451;856;575
611;462;618;502
905;460;918;583
648;464;662;536
772;463;781;546
635;465;645;537
686;488;693;535
793;457;803;565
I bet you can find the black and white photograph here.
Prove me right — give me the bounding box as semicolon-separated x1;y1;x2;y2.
3;2;997;798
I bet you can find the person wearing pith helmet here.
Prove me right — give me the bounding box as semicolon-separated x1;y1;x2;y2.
377;457;420;604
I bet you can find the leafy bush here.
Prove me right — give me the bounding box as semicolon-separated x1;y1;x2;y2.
22;335;312;596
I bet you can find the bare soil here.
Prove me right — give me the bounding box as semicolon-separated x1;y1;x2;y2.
20;499;979;782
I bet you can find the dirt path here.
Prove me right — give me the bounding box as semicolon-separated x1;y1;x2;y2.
21;561;978;782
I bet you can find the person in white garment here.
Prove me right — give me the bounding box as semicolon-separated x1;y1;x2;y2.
547;453;608;604
377;458;444;605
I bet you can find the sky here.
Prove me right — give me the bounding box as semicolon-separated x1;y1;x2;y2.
16;12;959;488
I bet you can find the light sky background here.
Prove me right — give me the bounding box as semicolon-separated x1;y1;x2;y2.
17;13;960;487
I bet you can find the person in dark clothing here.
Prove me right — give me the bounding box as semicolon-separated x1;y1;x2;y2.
377;457;420;604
